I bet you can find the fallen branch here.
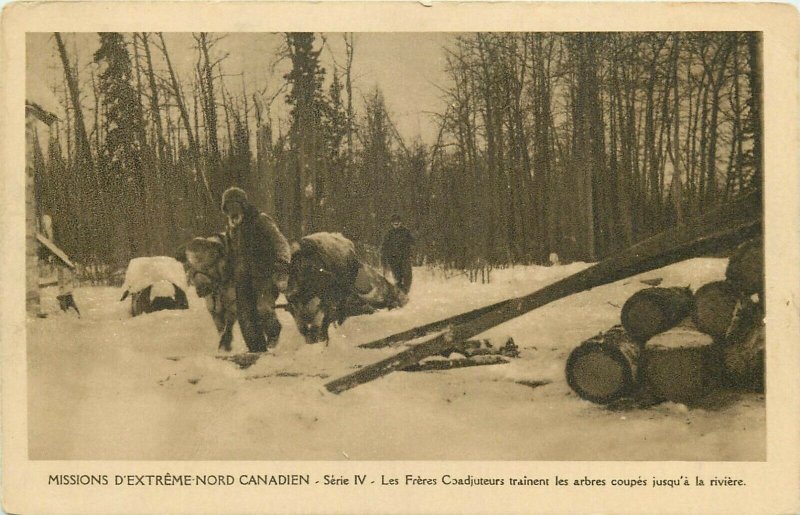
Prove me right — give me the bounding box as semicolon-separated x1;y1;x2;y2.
402;355;509;372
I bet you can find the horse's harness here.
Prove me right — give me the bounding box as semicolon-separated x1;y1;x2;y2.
191;234;233;309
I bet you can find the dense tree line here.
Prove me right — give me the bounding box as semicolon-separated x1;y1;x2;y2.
31;31;761;276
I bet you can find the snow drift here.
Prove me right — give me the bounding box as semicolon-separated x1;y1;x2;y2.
27;258;764;460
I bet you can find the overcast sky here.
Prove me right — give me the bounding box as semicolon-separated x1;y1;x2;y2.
27;32;456;144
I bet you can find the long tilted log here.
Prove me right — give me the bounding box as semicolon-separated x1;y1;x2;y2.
642;328;718;404
721;321;765;392
620;287;694;342
358;302;505;349
566;326;641;404
326;191;761;394
693;280;760;341
725;237;764;296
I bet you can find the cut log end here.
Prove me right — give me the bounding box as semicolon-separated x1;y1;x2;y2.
620;287;694;342
566;326;640;405
693;281;758;341
621;298;666;341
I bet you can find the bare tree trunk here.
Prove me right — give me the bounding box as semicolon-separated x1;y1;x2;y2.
343;33;355;164
140;33;167;164
746;33;763;189
54;33;92;172
669;33;684;225
156;32;213;204
55;32;102;260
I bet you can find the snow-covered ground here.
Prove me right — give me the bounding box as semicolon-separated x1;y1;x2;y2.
27;258;764;461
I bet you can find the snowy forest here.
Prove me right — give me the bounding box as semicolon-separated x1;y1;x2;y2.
30;32;762;273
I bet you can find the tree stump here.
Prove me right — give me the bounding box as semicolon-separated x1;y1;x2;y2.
721;322;765;392
642;328;718;404
725;238;764;296
620;287;694;342
566;326;641;405
693;281;759;340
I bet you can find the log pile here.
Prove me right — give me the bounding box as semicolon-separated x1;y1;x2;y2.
566;238;765;407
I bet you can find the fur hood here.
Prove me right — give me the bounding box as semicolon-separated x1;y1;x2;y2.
221;187;249;212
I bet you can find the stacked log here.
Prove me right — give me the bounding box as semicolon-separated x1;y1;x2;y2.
690;238;764;392
566;326;641;405
719;322;765;391
725;238;764;296
641;328;718;404
567;236;764;406
693;281;759;341
620;287;694;342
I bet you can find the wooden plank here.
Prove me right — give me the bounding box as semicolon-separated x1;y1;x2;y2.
36;233;76;269
326;191;761;394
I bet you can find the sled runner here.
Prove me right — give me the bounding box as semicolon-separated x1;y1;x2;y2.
327;190;762;394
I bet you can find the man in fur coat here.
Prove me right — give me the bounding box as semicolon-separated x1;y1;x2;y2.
221;187;291;352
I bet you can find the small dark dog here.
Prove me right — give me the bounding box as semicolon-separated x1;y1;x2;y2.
184;234;237;352
57;293;81;317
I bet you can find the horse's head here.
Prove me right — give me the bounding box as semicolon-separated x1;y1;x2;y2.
185;237;227;298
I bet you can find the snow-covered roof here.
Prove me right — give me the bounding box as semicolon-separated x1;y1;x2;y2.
122;256;188;294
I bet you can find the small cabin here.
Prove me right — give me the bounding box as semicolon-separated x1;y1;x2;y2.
26;99;59;315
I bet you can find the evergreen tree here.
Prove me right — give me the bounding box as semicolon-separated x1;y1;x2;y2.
284;32;329;237
94;32;148;261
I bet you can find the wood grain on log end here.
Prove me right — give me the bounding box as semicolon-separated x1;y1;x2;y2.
621;287;694;342
693;281;757;340
566;326;640;405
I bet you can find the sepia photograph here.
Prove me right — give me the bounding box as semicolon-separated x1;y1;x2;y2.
3;2;799;514
24;29;766;461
